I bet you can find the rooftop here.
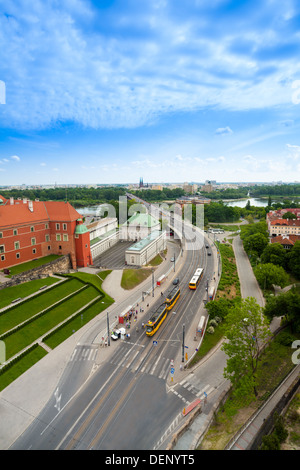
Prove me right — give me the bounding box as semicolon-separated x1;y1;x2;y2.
126;230;163;252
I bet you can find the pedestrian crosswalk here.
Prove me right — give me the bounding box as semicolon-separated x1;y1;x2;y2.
69;345;98;363
69;344;216;406
174;381;215;400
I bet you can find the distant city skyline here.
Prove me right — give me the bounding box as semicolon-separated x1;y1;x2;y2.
1;1;300;185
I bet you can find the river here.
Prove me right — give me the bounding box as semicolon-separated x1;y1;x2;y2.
225;198;268;208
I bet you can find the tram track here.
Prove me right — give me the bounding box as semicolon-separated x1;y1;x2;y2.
59;232;209;450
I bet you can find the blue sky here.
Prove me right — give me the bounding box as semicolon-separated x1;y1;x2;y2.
1;0;300;186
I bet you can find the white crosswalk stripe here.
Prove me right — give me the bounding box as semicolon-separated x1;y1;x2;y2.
69;346;98;362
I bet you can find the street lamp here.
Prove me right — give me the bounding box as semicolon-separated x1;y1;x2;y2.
182;323;185;363
107;311;110;346
152;268;154;297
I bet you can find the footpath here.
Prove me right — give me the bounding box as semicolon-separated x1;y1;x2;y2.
0;238;195;450
0;233;293;451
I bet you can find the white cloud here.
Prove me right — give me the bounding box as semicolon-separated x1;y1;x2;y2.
1;0;300;131
215;127;233;135
286;143;300;159
11;155;20;161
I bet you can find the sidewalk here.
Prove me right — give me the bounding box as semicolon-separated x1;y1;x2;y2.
0;239;184;450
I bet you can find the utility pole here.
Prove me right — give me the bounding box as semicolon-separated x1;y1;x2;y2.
152;268;154;297
182;323;185;363
206;278;209;302
107;311;110;346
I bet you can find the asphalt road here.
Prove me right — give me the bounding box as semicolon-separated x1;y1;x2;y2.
11;225;214;450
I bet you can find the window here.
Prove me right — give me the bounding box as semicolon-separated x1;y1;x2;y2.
16;253;20;259
56;223;60;230
1;255;5;261
45;223;48;229
30;226;34;232
32;248;36;254
13;229;18;236
14;241;20;250
46;234;50;242
63;234;68;242
56;234;61;241
59;245;62;250
0;245;4;254
63;223;67;231
48;245;51;251
31;237;36;246
0;232;2;239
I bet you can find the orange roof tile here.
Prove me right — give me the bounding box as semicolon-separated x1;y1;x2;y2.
0;200;82;229
43;201;82;222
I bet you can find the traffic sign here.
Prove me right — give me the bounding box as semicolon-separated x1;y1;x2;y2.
153;341;158;346
170;367;175;375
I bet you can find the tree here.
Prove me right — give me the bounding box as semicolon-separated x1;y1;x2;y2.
205;297;239;321
243;233;269;257
254;263;289;290
264;288;300;333
221;297;271;399
282;211;297;219
260;243;287;268
287;241;300;279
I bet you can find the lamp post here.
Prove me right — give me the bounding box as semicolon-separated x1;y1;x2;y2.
107;311;110;346
152;268;154;297
182;323;185;363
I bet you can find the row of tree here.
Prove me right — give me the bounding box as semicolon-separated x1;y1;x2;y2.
201;183;300;199
205;216;300;402
0;186;128;206
240;221;300;282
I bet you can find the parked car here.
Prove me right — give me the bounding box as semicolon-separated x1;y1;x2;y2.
207;252;212;256
205;244;209;249
111;329;121;340
170;257;175;262
173;278;180;285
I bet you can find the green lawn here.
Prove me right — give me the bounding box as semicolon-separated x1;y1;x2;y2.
0;277;60;309
44;295;113;349
121;268;152;289
0;278;83;336
0;271;115;391
0;345;48;392
3;255;61;276
3;285;100;359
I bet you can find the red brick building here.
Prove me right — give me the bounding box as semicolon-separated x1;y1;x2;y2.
0;195;92;270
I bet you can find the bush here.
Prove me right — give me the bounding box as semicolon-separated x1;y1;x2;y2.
207;326;215;334
209;319;218;328
275;331;295;347
260;434;281;450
